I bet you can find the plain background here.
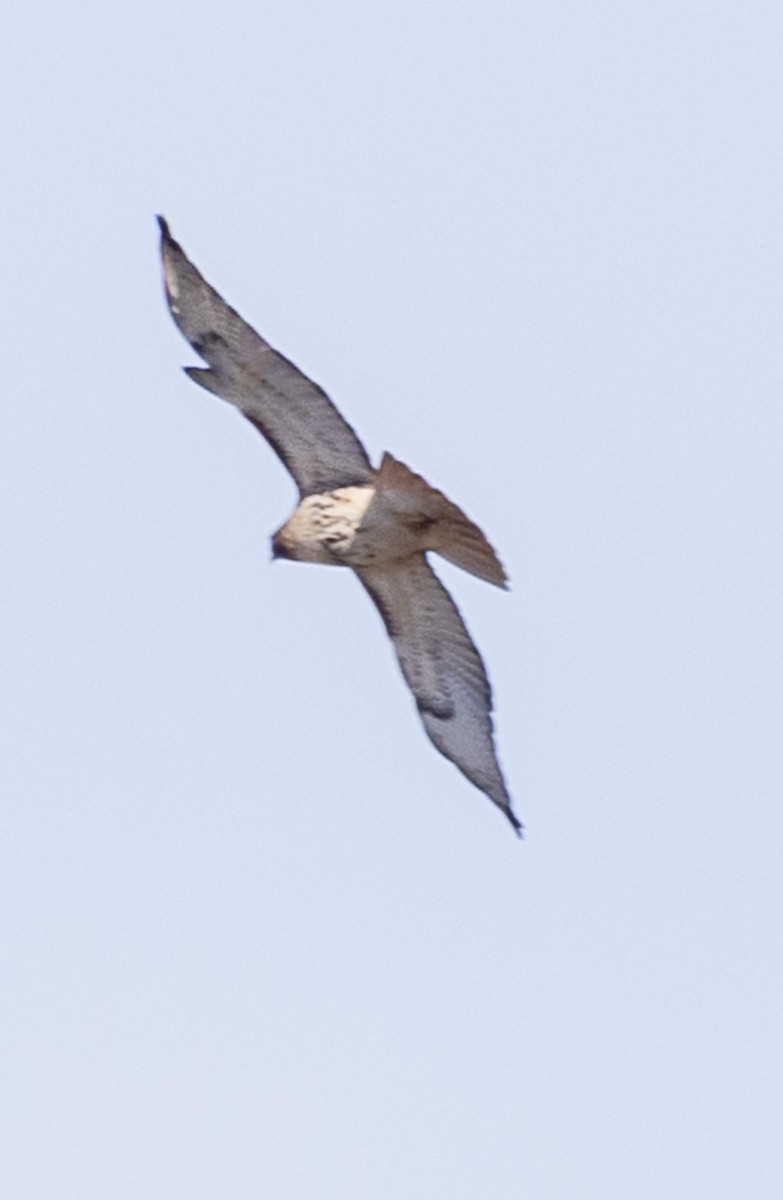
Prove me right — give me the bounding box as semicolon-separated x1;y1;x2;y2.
2;2;781;1196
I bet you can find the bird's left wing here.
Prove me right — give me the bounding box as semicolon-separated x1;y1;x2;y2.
356;556;521;834
158;218;374;496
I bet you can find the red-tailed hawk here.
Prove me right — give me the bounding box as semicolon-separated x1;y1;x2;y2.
158;218;521;835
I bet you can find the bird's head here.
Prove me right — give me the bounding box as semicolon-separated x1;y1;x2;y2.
271;526;296;561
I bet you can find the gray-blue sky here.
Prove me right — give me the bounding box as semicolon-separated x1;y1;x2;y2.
1;2;781;1196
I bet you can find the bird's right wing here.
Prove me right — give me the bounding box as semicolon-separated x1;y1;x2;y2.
158;218;374;496
356;556;521;834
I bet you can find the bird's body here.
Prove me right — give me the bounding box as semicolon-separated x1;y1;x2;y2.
158;218;521;835
272;486;376;565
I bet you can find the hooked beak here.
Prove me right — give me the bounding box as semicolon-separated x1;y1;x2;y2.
271;531;293;561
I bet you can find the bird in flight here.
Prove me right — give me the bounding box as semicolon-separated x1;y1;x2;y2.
158;218;521;835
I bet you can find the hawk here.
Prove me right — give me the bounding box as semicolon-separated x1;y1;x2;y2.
158;218;521;835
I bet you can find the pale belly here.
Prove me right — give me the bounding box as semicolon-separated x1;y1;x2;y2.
273;486;427;567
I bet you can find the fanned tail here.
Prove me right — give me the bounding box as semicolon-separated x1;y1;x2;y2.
373;453;508;588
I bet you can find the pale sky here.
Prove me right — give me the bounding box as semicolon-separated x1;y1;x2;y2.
2;2;782;1196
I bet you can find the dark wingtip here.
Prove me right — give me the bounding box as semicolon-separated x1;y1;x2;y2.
156;214;170;240
506;809;524;838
